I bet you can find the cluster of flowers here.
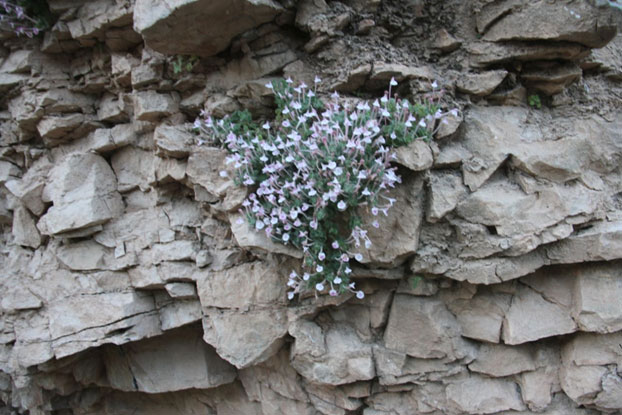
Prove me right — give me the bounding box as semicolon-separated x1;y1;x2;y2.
0;0;40;37
198;77;451;300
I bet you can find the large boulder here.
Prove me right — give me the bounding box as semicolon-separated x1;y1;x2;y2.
133;0;283;56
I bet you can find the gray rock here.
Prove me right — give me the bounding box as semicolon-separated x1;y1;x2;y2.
384;294;467;360
154;124;195;158
133;91;178;121
202;308;288;369
37;153;123;236
103;326;236;393
468;343;536;377
111;146;155;192
134;0;282;56
164;282;197;300
357;174;424;267
229;213;302;258
572;263;622;333
456;70;507;96
502;284;577;345
12;205;42;248
426;170;468;222
446;376;526;414
290;322;375;385
395;139;433;172
481;0;616;48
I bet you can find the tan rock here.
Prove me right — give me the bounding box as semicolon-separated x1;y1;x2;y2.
502;285;577;345
357;174;424;266
446;375;526;414
395;140;433;172
202;308;288;369
153;124;195;158
37;153;124;236
229;212;302;258
469;343;536;377
133;91;178;121
134;0;282;56
103;326;236;393
11;205;42;248
426;170;468;222
384;294;467;360
456;70;507;96
110;146;155;192
572;263;622;333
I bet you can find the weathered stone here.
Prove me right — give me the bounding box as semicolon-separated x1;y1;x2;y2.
66;0;134;45
519;368;557;411
103;326;236;393
134;0;282;56
37;153;124;236
290;322;375;386
426;170;468;222
202;308;288;369
153;124;195;158
560;364;607;405
367;62;435;89
133;91;178;121
11;206;42;248
469;343;536;377
384;294;467;360
467;41;590;68
37;114;86;142
86;123;135;153
111;53;138;87
572;263;622;333
111;146;155;192
395;140;433;171
4;156;52;216
502;284;577;345
97;93;131;122
456;70;507;96
546;220;622;264
431;28;461;53
521;62;583;96
164;282;197;299
481;0;616;48
197;261;286;309
446;376;526;414
357;174;424;266
229;213;302;258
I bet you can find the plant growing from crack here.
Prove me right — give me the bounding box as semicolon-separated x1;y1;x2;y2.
197;77;455;299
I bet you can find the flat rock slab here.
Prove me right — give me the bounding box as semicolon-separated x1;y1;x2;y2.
134;0;282;56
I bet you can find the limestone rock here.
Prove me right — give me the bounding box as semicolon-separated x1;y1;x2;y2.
97;93;131;122
111;146;155;192
467;41;590;68
103;326;236;393
446;376;526;414
546;220;622;264
133;91;178;121
502;284;577;345
229;213;303;258
290;322;375;385
426;170;468;222
11;205;42;248
164;282;197;299
202;308;288;369
521;62;583;96
4;156;51;216
468;343;536;377
66;0;134;45
481;0;617;48
572;263;622;333
154;124;195;158
384;294;468;360
395;140;433;172
134;0;282;56
451;291;511;343
357;174;424;266
431;28;461;53
196;261;287;309
456;70;507;96
37;153;124;236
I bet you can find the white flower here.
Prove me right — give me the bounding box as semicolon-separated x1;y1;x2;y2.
262;122;270;130
334;167;343;176
282;233;290;242
266;82;274;89
329;289;338;296
316;265;324;273
287;279;296;287
316;282;325;291
390;77;398;86
314;76;321;84
290;271;298;279
356;290;365;299
303;273;310;281
255;221;265;230
219;170;228;177
337;200;347;211
344;267;352;274
354;253;363;261
287;291;295;300
286;77;293;84
334;277;342;284
431;80;438;89
372;220;380;228
318;251;326;261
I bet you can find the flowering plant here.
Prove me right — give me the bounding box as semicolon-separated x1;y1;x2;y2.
0;0;48;37
197;77;452;299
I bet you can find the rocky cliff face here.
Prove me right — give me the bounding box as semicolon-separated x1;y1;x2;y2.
1;0;622;414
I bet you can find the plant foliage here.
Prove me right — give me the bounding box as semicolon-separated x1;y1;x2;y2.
197;77;455;299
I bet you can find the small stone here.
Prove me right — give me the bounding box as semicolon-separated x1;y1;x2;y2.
446;376;526;413
356;19;375;35
133;91;179;121
164;282;197;299
395;140;433;171
154;124;195;158
456;70;508;96
432;28;461;53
